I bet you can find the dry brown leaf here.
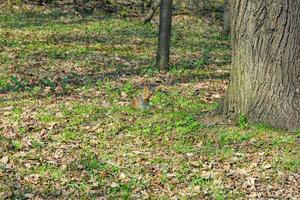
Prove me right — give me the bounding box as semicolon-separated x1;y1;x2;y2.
0;156;9;164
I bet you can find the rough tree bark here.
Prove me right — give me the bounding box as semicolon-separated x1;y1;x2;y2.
156;0;172;70
223;0;300;131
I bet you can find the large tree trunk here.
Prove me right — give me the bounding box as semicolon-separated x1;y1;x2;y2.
223;0;300;131
156;0;173;70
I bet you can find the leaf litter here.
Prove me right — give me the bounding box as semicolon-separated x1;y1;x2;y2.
0;6;299;200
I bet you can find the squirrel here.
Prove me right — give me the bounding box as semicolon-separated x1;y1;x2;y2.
132;85;153;109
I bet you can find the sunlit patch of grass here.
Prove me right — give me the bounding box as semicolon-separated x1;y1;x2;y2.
279;159;299;173
31;139;45;149
109;178;144;199
272;152;300;173
60;129;79;142
10;140;23;150
173;140;195;154
38;112;56;123
217;147;235;160
270;134;295;146
66;181;90;196
150;157;169;165
280;159;300;172
121;80;134;94
80;156;119;177
33;164;65;181
251;123;276;131
190;176;227;199
10;106;23;121
218;129;255;145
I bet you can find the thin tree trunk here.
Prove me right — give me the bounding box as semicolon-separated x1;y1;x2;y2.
143;0;161;23
223;0;230;35
156;0;172;70
223;0;300;131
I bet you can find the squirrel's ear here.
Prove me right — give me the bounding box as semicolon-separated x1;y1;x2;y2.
143;85;150;92
142;85;151;97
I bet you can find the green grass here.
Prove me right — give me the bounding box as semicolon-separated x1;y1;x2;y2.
0;5;299;200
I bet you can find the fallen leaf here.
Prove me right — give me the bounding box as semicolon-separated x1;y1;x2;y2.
110;182;119;188
262;164;272;169
247;177;256;185
119;173;126;179
0;156;8;164
102;101;111;108
193;185;201;192
211;94;221;99
120;92;128;99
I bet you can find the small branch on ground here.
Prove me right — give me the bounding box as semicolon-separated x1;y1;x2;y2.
143;0;160;23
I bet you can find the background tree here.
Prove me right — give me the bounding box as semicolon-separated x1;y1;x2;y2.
156;0;173;70
222;0;230;35
223;0;300;131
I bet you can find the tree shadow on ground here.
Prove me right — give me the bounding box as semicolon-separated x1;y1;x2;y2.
0;7;231;101
0;69;230;108
0;8;108;29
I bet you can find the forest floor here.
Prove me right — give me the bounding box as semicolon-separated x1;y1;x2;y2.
0;6;299;199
